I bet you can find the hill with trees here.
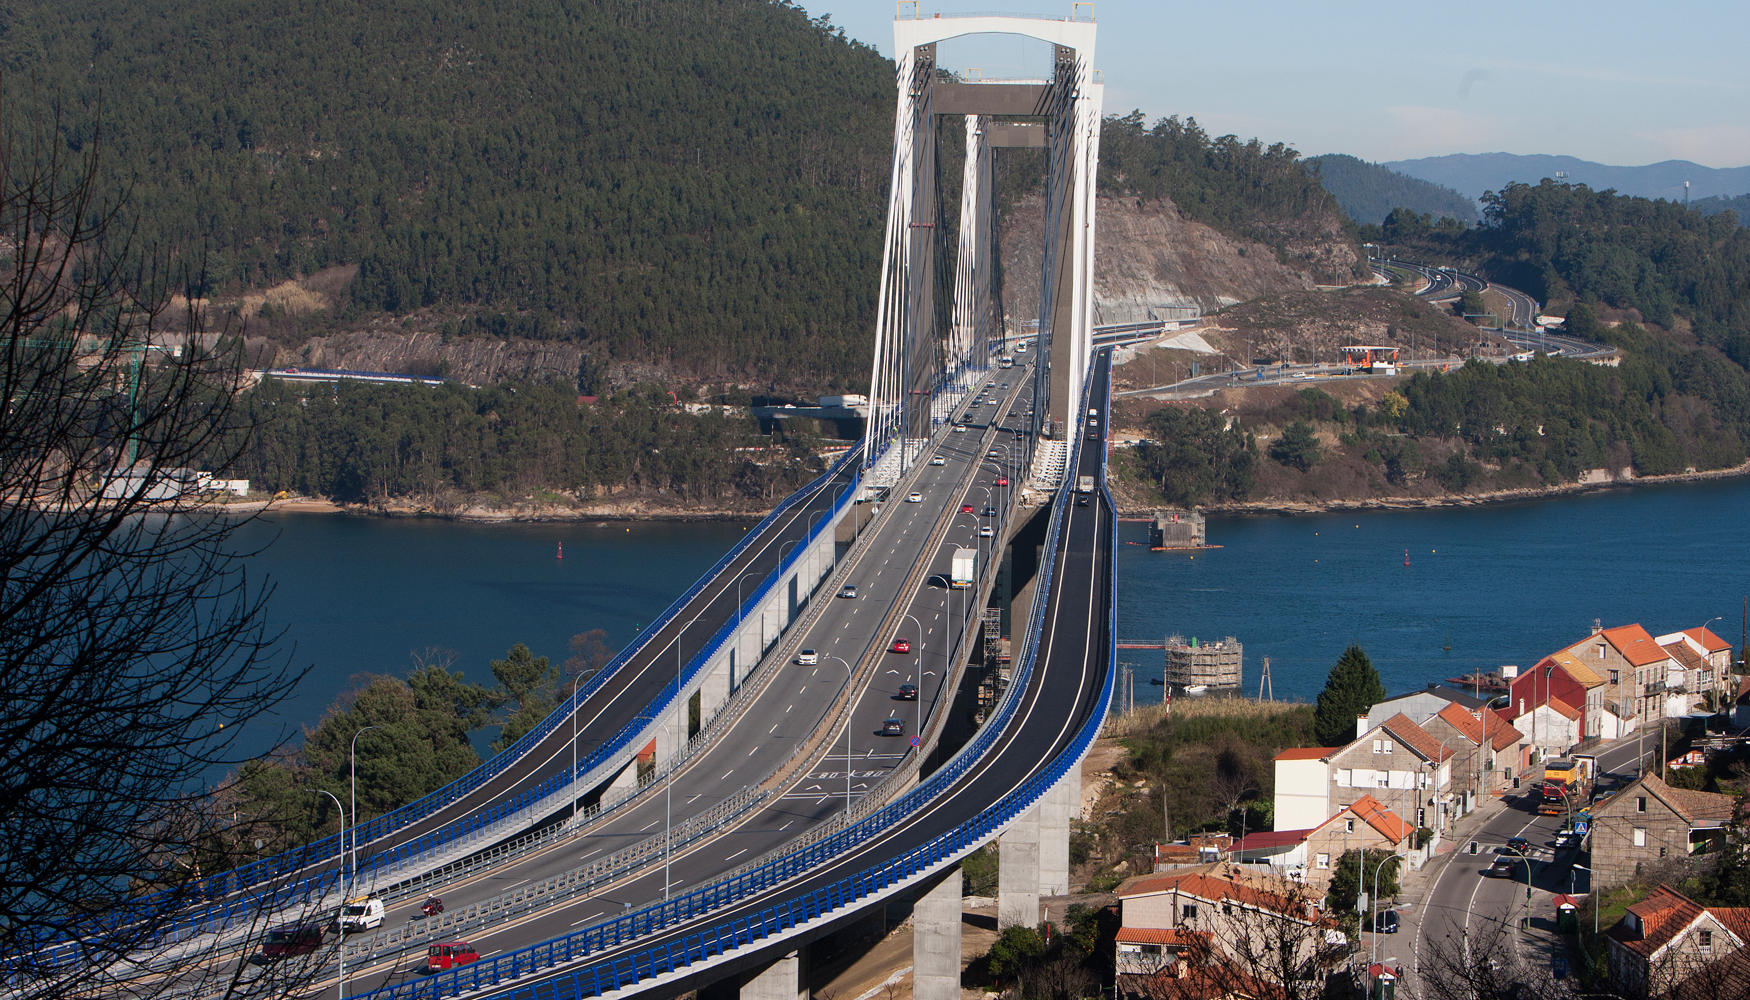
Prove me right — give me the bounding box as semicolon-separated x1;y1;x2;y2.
1307;154;1478;226
1693;193;1750;226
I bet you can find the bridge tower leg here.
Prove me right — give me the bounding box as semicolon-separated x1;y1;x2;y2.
1040;761;1080;895
997;805;1040;929
741;948;809;1000
913;865;963;1000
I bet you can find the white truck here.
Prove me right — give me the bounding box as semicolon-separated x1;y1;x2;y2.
1077;475;1094;494
950;547;976;589
336;895;385;932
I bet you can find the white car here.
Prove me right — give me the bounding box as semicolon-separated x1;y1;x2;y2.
337;896;385;932
979;525;993;537
797;649;818;665
952;425;966;433
907;492;923;502
930;455;946;466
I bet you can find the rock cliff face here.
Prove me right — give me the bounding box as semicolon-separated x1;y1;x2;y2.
999;193;1361;327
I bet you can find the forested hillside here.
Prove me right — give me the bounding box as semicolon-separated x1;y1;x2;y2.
1307;154;1477;226
1694;193;1750;226
0;0;893;380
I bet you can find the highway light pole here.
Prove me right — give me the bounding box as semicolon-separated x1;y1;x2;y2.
825;654;854;816
348;726;381;885
665;609;710;901
309;788;347;999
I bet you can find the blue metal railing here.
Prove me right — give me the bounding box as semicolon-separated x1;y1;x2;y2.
45;449;863;964
349;361;1106;1000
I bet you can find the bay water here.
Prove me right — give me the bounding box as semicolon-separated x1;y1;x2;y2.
230;476;1750;759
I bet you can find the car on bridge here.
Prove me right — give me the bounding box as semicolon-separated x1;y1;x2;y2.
995;477;1009;486
961;504;975;514
838;584;858;599
881;717;905;736
907;492;922;503
797;649;818;665
427;941;480;973
897;684;918;700
981;506;997;516
952;425;966;433
253;922;325;964
930;455;945;466
979;526;993;537
336;895;385;932
891;638;911;653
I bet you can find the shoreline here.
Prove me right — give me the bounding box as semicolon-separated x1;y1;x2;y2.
1138;459;1750;518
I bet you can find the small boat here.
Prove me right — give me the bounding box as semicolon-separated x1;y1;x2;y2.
1184;685;1209;696
1444;671;1511;694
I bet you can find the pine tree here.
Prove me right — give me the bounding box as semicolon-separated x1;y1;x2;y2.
1313;644;1386;746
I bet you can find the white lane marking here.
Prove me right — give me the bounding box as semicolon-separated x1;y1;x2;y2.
572;912;605;926
578;848;602;860
686;793;702;804
770;724;779;734
725;849;747;860
639;820;659;832
787;704;793;712
780;820;794;830
721;770;734;779
748;746;758;756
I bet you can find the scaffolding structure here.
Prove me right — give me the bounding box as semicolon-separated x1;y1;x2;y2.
1163;634;1243;693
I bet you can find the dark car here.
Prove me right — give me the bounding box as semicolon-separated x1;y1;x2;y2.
1505;836;1531;854
898;684;918;700
1483;859;1519;878
981;506;997;517
1076;494;1089;506
253;923;325;964
882;717;905;736
1367;910;1400;934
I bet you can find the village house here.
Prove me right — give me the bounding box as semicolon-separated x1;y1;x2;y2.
1325;713;1453;834
1655;626;1735;714
1607;885;1750;996
1421;701;1526;810
1506;655;1602;749
1591;775;1735;886
1272;746;1343;832
1230;794;1411;889
1113;863;1340;992
1505;693;1581;763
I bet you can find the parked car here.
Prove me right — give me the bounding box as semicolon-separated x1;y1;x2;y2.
336;895;385;932
797;649;818;665
838;584;858;599
897;684;918;700
426;941;480;973
882;717;905;736
253;923;325;963
891;638;911;654
1367;909;1400;933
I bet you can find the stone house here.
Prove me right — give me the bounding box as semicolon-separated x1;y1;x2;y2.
1607;885;1750;996
1591;775;1735;887
1231;793;1410;890
1325;713;1453;833
1422;701;1525;811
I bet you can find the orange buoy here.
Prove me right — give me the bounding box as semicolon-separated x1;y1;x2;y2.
557;542;564;560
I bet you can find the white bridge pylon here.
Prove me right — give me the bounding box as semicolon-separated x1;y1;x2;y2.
862;9;1103;482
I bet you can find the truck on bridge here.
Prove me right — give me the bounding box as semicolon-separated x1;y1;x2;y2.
950;547;976;589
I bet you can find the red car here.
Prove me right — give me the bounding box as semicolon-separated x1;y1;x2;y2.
427;941;481;973
995;477;1009;487
253;923;325;964
961;504;975;514
891;638;912;654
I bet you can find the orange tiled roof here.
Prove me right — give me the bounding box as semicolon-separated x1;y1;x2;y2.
1434;702;1524;753
1662;640;1706;673
1115;867;1312;921
1612;886;1706;957
1546;695;1581;720
1379;712;1455;763
1687;627;1733;653
1601;624;1672;668
1273;747;1341;761
1116;927;1208;946
1348;794;1411;845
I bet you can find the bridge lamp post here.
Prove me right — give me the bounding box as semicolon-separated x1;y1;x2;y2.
308;787;347;999
665;609;711;901
824;654;854;816
348;726;381;884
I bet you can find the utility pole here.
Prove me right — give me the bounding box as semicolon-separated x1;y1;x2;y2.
1258;656;1273;702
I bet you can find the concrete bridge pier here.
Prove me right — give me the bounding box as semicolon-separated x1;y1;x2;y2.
998;762;1079;927
913;865;963;1000
699;948;810;1000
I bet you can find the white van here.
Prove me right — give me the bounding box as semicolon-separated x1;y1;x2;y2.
337;896;385;932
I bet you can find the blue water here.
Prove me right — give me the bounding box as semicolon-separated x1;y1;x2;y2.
227;476;1750;762
1116;475;1750;703
230;514;745;760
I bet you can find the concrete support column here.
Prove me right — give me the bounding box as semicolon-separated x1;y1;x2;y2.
653;703;682;766
1039;761;1078;895
605;759;638;803
913;867;963;1000
998;805;1041;929
741;948;808;1000
700;656;731;721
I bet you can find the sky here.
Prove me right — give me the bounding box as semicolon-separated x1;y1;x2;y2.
797;1;1750;167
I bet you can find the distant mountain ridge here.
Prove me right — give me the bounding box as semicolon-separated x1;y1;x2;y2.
1385;153;1750;204
1307;154;1477;226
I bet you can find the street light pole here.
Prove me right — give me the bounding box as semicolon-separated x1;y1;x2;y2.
310;788;347;1000
664;609;710;901
348;727;381;885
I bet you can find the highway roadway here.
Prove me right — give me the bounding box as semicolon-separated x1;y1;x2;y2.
336;352;1113;1000
232;368;1045;995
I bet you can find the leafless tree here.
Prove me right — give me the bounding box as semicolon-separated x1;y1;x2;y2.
0;89;304;999
1133;905;1348;1000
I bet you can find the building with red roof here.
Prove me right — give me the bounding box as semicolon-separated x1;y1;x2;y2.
1231;794;1412;889
1423;701;1528;808
1607;885;1750;995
